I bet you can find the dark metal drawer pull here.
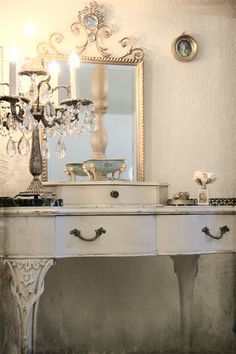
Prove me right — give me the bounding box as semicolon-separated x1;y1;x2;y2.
70;227;106;242
110;190;119;198
202;225;230;240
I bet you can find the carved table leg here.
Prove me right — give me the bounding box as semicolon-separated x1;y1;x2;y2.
5;258;54;354
171;255;200;351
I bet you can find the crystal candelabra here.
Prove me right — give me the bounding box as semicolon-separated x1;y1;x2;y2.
0;57;95;198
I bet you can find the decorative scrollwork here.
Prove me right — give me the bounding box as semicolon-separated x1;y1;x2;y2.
37;33;65;57
70;22;82;36
97;25;112;40
5;258;54;354
37;1;144;61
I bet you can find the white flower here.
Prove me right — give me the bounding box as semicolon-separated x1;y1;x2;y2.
193;170;216;187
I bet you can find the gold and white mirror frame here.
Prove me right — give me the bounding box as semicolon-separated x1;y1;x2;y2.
37;1;144;181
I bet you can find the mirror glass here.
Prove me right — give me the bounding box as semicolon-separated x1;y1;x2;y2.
39;2;144;182
45;60;140;181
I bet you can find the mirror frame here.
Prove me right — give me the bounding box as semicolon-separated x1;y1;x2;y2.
38;1;144;181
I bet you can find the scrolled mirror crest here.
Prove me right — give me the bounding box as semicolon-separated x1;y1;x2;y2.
37;1;144;62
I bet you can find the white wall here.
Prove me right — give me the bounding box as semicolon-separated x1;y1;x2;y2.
143;5;236;198
1;1;236;353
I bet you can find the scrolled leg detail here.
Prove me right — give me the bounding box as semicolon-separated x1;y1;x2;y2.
5;258;54;354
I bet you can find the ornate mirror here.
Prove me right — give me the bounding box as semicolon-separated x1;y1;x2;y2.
38;1;144;182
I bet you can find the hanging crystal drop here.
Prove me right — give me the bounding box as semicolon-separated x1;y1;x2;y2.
6;137;17;157
84;107;90;127
68;120;77;135
23;108;38;132
56;109;62;120
44;101;55;123
41;85;53;104
61;110;71;125
18;134;30;156
55;137;66;158
28;74;38;102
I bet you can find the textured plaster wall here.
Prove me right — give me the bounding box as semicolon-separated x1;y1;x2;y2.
1;0;236;353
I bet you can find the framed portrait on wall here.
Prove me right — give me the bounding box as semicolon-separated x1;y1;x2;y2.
172;34;198;62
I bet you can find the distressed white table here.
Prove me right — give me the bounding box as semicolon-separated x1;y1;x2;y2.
0;183;235;354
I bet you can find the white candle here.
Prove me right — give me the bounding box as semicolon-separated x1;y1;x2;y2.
69;65;76;99
69;51;80;99
8;46;19;96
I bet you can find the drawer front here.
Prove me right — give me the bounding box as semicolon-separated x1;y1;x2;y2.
53;185;168;206
157;215;235;255
55;215;156;256
4;216;55;257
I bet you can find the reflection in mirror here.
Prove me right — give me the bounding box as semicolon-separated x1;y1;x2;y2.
46;61;137;181
39;1;144;182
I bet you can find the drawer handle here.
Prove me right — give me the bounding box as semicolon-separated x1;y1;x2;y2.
70;227;106;242
202;225;230;239
110;190;119;198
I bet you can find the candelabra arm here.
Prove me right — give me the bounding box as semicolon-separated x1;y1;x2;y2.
52;85;71;97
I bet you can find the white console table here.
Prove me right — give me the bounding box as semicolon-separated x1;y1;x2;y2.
0;182;235;354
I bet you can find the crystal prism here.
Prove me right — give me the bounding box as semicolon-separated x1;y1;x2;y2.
44;101;55;123
55;137;66;159
23;108;38;132
6;137;17;157
18;135;30;156
28;75;38;102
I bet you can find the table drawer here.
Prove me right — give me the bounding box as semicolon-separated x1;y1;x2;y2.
157;215;235;254
45;183;168;206
4;216;55;257
55;215;156;256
